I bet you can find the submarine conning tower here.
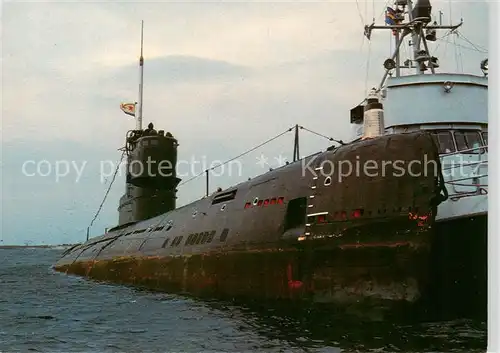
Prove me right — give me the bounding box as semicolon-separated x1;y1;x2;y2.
118;122;181;225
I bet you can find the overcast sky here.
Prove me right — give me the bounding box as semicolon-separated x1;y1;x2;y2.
1;0;490;245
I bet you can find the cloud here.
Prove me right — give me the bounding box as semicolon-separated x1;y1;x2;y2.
126;55;251;83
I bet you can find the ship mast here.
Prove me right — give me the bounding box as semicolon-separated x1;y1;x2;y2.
137;20;144;131
363;0;463;91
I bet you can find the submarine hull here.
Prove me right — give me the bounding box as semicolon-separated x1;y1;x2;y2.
55;227;431;314
54;131;447;317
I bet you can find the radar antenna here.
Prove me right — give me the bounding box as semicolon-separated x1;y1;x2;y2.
363;0;462;91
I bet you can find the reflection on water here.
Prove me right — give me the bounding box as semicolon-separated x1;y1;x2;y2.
200;299;487;352
0;248;487;352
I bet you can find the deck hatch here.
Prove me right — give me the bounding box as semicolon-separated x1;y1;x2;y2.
212;190;237;205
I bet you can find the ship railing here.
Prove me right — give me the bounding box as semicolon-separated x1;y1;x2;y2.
438;144;488;200
439;145;488;157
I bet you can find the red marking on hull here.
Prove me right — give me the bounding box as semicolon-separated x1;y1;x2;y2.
286;263;304;290
288;280;303;289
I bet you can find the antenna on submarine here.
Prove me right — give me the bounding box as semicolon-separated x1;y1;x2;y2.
136;20;144;131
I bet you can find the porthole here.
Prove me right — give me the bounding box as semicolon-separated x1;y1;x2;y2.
192;210;198;217
324;176;332;186
221;204;227;211
253;197;259;205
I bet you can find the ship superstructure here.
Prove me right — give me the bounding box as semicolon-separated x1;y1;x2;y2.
348;0;488;315
349;0;488;224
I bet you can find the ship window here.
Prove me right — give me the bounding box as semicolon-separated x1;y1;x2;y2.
431;131;455;154
454;131;484;154
220;228;229;242
482;132;488;145
284;197;307;231
151;139;159;145
195;234;202;245
154;226;164;231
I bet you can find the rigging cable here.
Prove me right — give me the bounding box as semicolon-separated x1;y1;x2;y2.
86;150;126;239
299;126;345;145
364;0;374;95
452;31;460;72
372;0;375;23
354;0;368;55
458;35;464;73
177;126;295;187
365;39;372;95
456;30;488;53
433;30;453;53
437;37;488;54
451;31;464;73
355;0;365;26
376;0;392;22
448;0;453;26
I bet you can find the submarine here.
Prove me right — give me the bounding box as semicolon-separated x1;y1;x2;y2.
54;121;444;311
54;0;488;320
54;89;446;316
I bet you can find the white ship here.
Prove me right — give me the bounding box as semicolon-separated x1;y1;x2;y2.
348;0;488;316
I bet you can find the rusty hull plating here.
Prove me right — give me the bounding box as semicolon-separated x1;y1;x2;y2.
54;129;448;315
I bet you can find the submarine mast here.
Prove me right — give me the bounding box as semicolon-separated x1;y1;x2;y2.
137;20;144;131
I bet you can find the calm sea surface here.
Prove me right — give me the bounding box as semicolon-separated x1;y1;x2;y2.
0;248;487;352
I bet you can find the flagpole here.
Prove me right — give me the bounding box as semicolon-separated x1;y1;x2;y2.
137;20;144;130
